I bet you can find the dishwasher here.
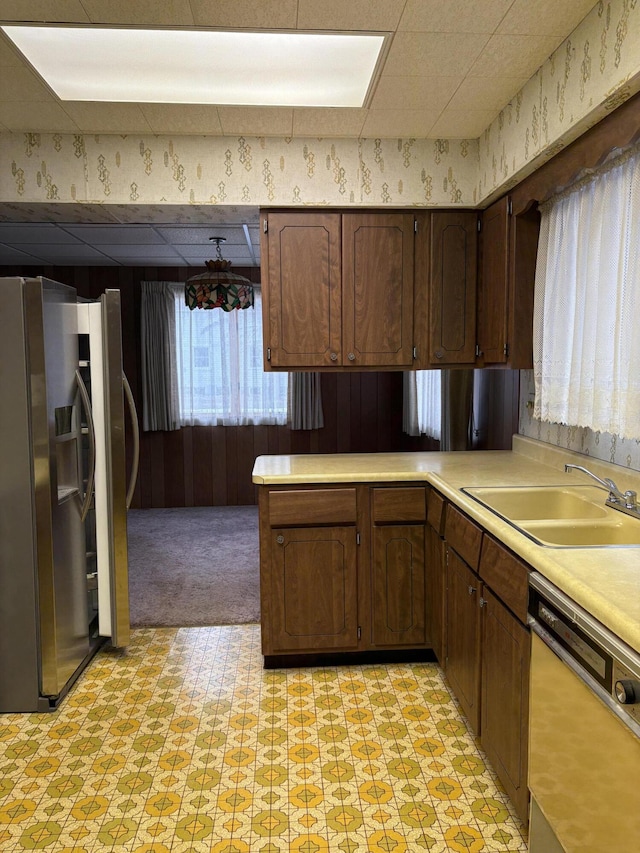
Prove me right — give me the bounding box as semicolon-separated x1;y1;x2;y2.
527;572;640;853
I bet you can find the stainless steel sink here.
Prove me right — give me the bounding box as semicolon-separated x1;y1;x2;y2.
462;484;640;548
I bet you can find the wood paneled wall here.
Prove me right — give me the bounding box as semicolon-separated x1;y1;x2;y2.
4;264;449;508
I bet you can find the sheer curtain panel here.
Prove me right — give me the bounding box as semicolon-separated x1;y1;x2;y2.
140;282;180;431
533;146;640;439
403;370;441;439
174;288;287;426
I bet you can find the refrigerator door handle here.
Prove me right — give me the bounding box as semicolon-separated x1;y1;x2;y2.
123;372;139;510
75;368;96;523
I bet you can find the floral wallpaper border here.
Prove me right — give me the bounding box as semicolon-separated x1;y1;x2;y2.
1;3;640;211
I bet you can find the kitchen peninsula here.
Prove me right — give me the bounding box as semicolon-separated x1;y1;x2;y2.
254;434;640;826
253;435;640;658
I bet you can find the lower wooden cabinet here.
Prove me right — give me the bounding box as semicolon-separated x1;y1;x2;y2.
480;586;530;823
270;525;358;653
445;548;482;733
259;483;430;657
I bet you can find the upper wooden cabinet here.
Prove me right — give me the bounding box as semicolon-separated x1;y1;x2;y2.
478;197;509;364
477;196;539;369
261;209;415;370
427;210;479;366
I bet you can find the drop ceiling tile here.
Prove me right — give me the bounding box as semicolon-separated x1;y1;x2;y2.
360;109;439;138
292;108;367;138
370;76;461;111
0;245;47;264
0;100;80;132
79;0;195;25
297;0;405;31
399;0;513;33
497;0;597;36
469;34;562;79
0;223;83;243
97;245;183;259
62;225;167;244
9;243;109;260
60;103;154;134
176;244;253;260
140;104;223;135
217;107;293;137
156;226;249;245
446;76;530;111
0;67;52;101
430;108;499;138
190;0;298;29
0;1;90;23
383;32;490;77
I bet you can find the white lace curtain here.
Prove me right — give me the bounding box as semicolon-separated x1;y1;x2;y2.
533;145;640;439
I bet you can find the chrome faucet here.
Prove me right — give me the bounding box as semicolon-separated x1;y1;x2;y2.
565;464;638;515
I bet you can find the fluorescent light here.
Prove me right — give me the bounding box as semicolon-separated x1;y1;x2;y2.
1;26;386;107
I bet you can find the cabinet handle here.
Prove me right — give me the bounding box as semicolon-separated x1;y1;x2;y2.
468;585;476;595
347;352;355;361
276;535;284;545
435;350;444;359
479;597;486;608
330;352;338;362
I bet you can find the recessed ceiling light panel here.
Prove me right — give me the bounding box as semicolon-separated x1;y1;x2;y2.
1;26;387;108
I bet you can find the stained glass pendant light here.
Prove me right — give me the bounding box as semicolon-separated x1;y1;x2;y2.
185;236;255;311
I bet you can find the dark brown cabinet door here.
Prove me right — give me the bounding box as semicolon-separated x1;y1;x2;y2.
263;212;342;368
429;210;478;365
342;213;415;367
480;587;530;823
478;197;509;364
270;526;358;653
425;523;446;663
371;524;425;646
445;548;481;733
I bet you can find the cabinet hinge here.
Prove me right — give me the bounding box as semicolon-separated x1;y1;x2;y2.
475;344;481;358
477;217;481;232
357;626;362;640
266;347;271;361
507;197;513;216
503;342;509;357
414;219;418;233
263;218;268;233
412;345;417;360
356;532;361;546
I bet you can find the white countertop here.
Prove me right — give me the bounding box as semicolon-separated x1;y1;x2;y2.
253;435;640;653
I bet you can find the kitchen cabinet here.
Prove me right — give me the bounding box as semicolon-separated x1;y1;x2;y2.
260;487;359;654
370;487;426;647
477;196;539;368
260;210;415;370
443;503;484;732
425;487;447;662
427;209;479;366
258;483;429;657
442;498;531;823
478;535;530;824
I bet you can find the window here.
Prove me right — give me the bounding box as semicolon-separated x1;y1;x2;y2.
174;289;287;426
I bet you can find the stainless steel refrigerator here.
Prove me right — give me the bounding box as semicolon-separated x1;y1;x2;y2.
0;277;138;712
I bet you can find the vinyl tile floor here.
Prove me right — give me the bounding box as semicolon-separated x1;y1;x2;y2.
0;625;528;852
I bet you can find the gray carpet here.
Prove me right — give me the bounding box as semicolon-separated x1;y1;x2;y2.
126;506;260;627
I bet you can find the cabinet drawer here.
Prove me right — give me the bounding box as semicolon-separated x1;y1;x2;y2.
268;488;357;527
427;488;446;535
479;535;529;624
445;504;483;570
372;487;426;524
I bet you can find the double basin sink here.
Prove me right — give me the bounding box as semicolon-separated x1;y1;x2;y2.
463;484;640;548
